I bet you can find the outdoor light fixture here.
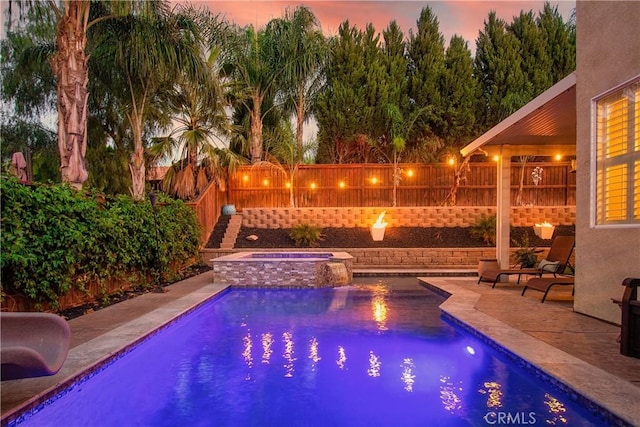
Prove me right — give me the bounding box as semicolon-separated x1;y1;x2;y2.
338;181;346;189
493;155;500;162
370;177;378;185
243;174;249;182
262;179;269;186
533;221;555;239
447;157;456;166
406;169;414;177
285;182;291;189
310;182;317;190
555;154;563;161
370;211;388;241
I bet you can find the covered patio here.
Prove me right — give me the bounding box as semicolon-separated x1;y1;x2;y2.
460;72;577;271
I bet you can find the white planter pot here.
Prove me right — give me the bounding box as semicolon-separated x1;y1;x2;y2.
534;225;555;239
370;227;386;241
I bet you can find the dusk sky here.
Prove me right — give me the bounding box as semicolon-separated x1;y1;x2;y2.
179;1;576;50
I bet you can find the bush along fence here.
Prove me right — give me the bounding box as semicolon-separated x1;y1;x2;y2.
0;178;202;312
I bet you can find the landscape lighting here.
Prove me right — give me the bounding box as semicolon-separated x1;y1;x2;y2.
370;211;388;241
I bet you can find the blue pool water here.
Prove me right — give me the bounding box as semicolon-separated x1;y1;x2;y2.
15;283;608;426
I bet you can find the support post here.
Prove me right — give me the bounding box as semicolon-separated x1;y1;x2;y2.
496;146;511;270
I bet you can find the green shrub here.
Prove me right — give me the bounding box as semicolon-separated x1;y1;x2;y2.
470;213;496;246
289;224;324;247
0;177;201;307
512;234;538;268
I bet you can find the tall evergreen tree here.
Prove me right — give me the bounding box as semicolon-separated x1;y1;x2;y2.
407;6;446;138
381;21;409;112
316;22;372;163
474;11;528;131
361;23;389;145
509;10;552;98
537;2;576;83
440;35;477;144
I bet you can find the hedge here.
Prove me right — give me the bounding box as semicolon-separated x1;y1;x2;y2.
1;177;201;308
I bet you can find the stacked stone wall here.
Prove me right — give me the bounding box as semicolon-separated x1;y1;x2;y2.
241;206;575;229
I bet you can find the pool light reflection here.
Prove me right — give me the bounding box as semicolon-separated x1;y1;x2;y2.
439;375;463;413
367;351;381;377
544;393;568;424
283;332;296;377
309;337;321;364
336;346;347;369
480;381;504;408
261;333;274;364
400;358;416;392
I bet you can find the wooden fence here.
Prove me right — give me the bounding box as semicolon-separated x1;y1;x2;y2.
185;161;575;246
226;162;576;209
186;180;223;245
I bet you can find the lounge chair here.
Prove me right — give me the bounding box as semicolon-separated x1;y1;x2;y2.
478;235;575;288
521;276;575;302
1;312;71;380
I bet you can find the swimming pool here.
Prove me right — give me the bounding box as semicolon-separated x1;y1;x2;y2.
12;284;610;426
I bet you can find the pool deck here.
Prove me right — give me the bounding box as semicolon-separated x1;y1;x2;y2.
2;271;640;426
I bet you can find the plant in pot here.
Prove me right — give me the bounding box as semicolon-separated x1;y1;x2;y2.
470;213;496;245
512;235;539;268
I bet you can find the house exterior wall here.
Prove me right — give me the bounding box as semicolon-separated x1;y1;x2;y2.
575;1;640;323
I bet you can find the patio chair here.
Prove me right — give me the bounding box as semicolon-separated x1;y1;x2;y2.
478;235;575;288
617;277;640;358
521;276;575;303
1;312;71;380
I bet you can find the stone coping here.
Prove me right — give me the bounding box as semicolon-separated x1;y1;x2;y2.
211;251;352;262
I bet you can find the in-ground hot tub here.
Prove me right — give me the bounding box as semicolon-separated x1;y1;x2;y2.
212;252;353;287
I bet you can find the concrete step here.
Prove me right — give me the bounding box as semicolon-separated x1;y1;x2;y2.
220;214;243;249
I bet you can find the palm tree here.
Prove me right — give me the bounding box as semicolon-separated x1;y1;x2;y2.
149;46;246;199
384;104;431;207
271;6;328;162
93;4;207;200
6;0;163;189
221;24;284;164
253;120;317;207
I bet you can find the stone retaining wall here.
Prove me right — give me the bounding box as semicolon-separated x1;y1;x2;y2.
203;247;498;269
241;206;576;229
201;247;567;270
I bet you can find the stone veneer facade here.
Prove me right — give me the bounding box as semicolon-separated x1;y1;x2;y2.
212;252;353;287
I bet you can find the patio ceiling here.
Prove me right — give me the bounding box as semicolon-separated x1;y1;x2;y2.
461;72;576;158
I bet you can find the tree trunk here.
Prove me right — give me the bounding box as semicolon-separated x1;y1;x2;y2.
515;156;530;206
50;1;90;189
441;156;470;206
129;113;146;201
296;88;305;162
129;145;146;201
249;94;264;163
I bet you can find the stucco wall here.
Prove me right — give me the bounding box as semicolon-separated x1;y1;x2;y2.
575;1;640;324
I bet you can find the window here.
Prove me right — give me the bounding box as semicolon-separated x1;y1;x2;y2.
594;76;640;226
